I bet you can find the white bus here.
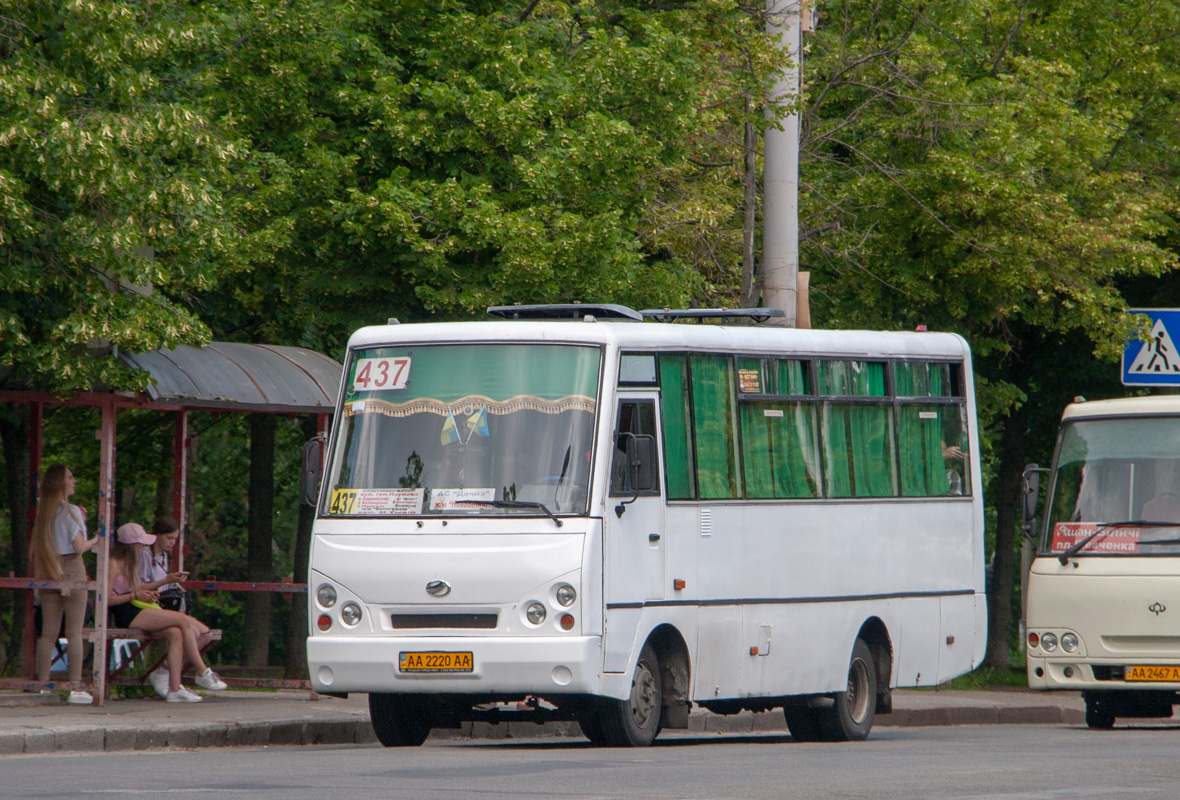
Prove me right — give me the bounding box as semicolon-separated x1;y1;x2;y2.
306;304;986;746
1024;395;1180;728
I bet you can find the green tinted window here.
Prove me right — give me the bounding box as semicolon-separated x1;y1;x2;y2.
658;355;695;499
691;355;739;499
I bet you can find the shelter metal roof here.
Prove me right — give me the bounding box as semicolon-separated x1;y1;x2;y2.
120;342;342;413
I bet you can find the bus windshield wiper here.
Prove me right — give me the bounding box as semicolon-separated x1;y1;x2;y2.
1058;520;1174;564
460;500;563;527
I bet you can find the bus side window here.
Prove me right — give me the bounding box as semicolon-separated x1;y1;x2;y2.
611;401;659;496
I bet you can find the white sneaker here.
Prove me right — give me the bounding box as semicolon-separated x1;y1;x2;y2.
165;686;203;703
195;668;227;691
67;691;93;705
148;668;170;699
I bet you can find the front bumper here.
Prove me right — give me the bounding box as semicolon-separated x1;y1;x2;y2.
1028;655;1180;691
307;635;602;695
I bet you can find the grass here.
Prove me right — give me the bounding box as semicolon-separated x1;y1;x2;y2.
945;666;1029;690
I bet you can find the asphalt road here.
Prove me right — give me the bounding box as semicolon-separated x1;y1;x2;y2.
5;723;1180;800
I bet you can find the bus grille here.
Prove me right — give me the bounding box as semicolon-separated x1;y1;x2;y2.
392;613;498;629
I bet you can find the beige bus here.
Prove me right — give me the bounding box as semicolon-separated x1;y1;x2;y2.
1024;396;1180;728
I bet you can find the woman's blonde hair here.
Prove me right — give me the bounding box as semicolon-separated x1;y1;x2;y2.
30;464;71;581
109;539;141;594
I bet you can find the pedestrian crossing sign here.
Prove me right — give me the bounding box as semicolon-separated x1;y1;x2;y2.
1123;309;1180;385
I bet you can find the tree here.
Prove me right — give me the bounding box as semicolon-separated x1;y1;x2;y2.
0;1;254;393
180;0;787;351
799;0;1179;666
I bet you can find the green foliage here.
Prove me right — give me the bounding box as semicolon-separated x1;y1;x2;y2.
0;1;253;392
802;0;1178;375
187;0;785;349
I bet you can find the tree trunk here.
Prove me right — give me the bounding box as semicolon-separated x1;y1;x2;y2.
986;362;1032;670
245;413;275;668
0;404;31;673
284;416;318;679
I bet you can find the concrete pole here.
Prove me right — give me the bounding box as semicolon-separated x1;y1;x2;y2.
762;0;802;327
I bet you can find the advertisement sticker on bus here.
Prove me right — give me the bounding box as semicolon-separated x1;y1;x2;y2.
1050;522;1142;554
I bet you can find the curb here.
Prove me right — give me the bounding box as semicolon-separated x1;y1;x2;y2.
0;704;1085;756
0;719;378;756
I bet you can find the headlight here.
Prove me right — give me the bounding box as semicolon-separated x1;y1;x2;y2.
556;584;577;607
341;602;362;626
1042;632;1058;652
526;602;547;625
1061;633;1078;653
317;584;338;608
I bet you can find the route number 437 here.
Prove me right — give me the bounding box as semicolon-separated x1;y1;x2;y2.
353;357;411;392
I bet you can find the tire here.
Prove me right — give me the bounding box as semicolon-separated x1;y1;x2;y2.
1084;692;1116;729
817;638;877;742
783;700;823;742
368;693;432;747
577;708;609;745
596;643;663;747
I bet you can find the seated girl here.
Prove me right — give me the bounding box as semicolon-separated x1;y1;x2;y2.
108;523;227;703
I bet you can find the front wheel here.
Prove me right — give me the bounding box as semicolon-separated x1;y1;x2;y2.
817;638;876;741
368;693;432;747
594;643;663;747
1084;692;1116;729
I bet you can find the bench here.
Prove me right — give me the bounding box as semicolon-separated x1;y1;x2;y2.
84;627;222;691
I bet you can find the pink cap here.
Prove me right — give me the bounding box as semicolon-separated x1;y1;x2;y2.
116;522;156;545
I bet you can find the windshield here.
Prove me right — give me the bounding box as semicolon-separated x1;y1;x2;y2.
1043;416;1180;556
322;343;601;519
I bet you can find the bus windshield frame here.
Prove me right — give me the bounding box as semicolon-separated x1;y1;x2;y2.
1042;415;1180;557
321;342;603;520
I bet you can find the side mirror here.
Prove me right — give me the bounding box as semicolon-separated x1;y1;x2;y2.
1021;463;1047;541
631;435;656;492
301;435;327;506
614;433;657;517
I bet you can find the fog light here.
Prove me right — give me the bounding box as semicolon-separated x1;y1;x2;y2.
560;614;575;631
317;614;332;631
1061;633;1078;653
1042;632;1058;652
317;584;337;608
341;602;362;626
527;603;546;625
1064;666;1075;678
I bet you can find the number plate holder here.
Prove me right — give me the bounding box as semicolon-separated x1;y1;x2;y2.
1125;665;1180;682
398;651;474;673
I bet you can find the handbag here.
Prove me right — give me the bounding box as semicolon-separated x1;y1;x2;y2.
158;588;188;613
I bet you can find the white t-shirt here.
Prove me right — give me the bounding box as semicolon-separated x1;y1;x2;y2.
50;503;84;555
138;546;179;592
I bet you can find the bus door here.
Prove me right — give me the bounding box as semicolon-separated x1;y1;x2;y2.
604;395;665;603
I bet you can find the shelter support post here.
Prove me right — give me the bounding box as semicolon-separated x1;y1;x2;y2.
92;400;117;705
22;401;42;679
173;410;188;572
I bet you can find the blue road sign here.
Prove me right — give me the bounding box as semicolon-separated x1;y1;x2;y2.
1123;309;1180;386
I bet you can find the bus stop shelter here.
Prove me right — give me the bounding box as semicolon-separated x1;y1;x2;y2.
0;342;341;704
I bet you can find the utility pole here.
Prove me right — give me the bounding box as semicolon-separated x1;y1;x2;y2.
761;0;803;327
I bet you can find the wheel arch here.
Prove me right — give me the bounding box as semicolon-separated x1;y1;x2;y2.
645;623;691;728
857;616;895;712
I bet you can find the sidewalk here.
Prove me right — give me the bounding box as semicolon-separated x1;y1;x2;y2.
0;687;1086;756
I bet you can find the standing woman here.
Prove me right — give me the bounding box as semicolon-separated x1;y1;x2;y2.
30;464;99;705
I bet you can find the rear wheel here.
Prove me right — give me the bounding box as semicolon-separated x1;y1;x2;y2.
783;700;823;742
817;638;876;742
368;693;432;747
595;643;663;747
